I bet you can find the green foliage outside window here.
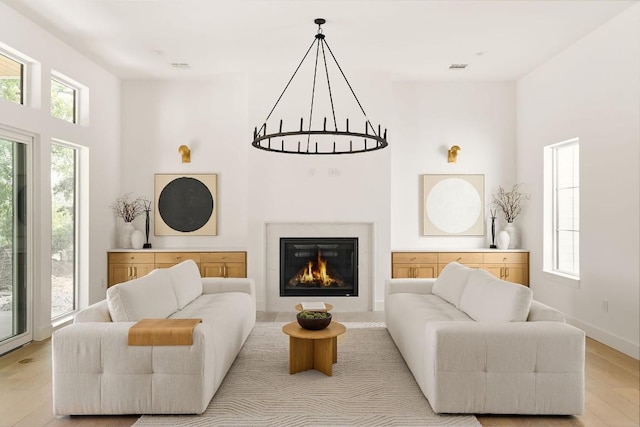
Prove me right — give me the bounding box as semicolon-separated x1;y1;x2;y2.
0;78;21;104
0;139;15;248
51;79;75;123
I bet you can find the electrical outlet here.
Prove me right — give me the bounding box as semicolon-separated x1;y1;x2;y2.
602;300;609;313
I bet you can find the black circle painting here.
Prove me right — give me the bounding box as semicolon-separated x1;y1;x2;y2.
154;174;217;235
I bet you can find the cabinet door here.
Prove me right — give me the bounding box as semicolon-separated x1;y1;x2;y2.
108;263;155;287
392;264;415;278
392;263;437;278
200;252;247;278
201;262;225;278
201;262;247;278
224;262;246;278
482;264;529;286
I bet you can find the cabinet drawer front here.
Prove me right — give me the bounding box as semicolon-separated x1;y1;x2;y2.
438;252;483;264
392;252;437;263
155;252;201;264
108;252;155;264
483;252;528;264
200;252;246;263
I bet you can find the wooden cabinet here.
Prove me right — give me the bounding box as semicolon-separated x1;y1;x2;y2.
391;252;438;278
436;252;482;275
200;252;247;278
482;252;529;285
391;250;529;286
154;252;201;269
107;250;247;287
108;252;155;286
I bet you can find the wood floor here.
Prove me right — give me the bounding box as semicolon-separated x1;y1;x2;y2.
0;312;637;427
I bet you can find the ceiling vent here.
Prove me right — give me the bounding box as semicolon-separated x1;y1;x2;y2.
449;64;468;69
170;62;191;69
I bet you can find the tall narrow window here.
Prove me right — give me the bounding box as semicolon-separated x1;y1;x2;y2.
546;139;580;278
0;129;31;355
51;78;76;123
51;142;77;319
0;53;23;104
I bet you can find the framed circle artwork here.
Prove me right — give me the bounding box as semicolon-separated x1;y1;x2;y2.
422;174;484;236
154;174;217;236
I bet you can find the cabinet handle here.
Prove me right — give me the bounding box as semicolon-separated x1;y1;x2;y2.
219;266;223;276
505;267;510;279
413;267;417;278
503;257;508;262
499;267;504;279
457;257;462;262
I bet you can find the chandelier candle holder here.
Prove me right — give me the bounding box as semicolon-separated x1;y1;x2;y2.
251;18;389;155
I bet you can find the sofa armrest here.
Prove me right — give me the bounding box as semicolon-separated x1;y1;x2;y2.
52;321;212;415
201;277;256;311
385;278;435;300
424;320;585;414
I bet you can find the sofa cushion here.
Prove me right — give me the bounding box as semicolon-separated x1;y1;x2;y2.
166;259;203;309
432;262;473;308
106;269;178;322
459;269;533;322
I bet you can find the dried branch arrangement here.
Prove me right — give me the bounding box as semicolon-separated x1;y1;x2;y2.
110;193;149;223
492;184;530;223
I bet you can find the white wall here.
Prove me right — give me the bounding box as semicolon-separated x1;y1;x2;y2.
517;4;640;358
391;81;517;249
120;77;249;250
0;2;121;340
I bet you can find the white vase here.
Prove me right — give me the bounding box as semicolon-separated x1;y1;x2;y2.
131;230;145;249
119;222;135;248
504;222;519;249
497;230;510;250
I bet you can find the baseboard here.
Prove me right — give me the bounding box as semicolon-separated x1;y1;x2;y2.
566;315;639;360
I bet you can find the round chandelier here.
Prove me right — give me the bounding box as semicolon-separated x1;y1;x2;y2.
251;18;389;155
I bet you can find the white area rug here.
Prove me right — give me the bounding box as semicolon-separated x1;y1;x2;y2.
134;322;480;426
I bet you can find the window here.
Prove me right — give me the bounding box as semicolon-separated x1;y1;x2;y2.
0;128;32;355
51;77;76;123
0;52;23;104
545;139;579;278
51;142;78;319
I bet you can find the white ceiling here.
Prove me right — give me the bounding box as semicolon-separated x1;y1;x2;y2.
2;0;637;80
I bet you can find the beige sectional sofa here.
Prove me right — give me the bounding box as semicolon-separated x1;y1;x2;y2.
385;262;585;415
52;259;256;415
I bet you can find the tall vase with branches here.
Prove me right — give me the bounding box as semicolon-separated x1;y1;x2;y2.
110;193;150;248
492;184;530;249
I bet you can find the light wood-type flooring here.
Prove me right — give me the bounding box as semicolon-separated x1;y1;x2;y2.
0;311;638;427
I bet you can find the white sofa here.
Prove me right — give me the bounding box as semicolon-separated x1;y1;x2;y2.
52;259;256;415
385;262;585;415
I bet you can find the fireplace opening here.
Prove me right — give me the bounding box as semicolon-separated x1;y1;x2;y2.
280;237;358;297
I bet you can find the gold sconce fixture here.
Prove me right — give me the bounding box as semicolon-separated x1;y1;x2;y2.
448;145;461;163
178;145;191;163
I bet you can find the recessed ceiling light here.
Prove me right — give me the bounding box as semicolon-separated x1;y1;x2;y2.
170;62;191;69
449;64;468;69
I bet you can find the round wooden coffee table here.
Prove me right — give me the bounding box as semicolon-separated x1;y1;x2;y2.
282;322;346;376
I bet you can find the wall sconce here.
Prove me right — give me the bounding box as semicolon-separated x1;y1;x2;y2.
178;145;191;163
448;145;461;163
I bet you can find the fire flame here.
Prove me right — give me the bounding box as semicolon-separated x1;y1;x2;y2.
291;250;340;287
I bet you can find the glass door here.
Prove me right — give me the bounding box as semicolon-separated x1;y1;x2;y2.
0;131;31;355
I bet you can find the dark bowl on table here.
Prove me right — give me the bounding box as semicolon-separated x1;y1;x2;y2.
296;311;332;330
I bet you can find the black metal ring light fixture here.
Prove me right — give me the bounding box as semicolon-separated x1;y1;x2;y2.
251;18;389;155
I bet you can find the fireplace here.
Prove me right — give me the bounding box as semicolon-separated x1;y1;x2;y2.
280;237;358;297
